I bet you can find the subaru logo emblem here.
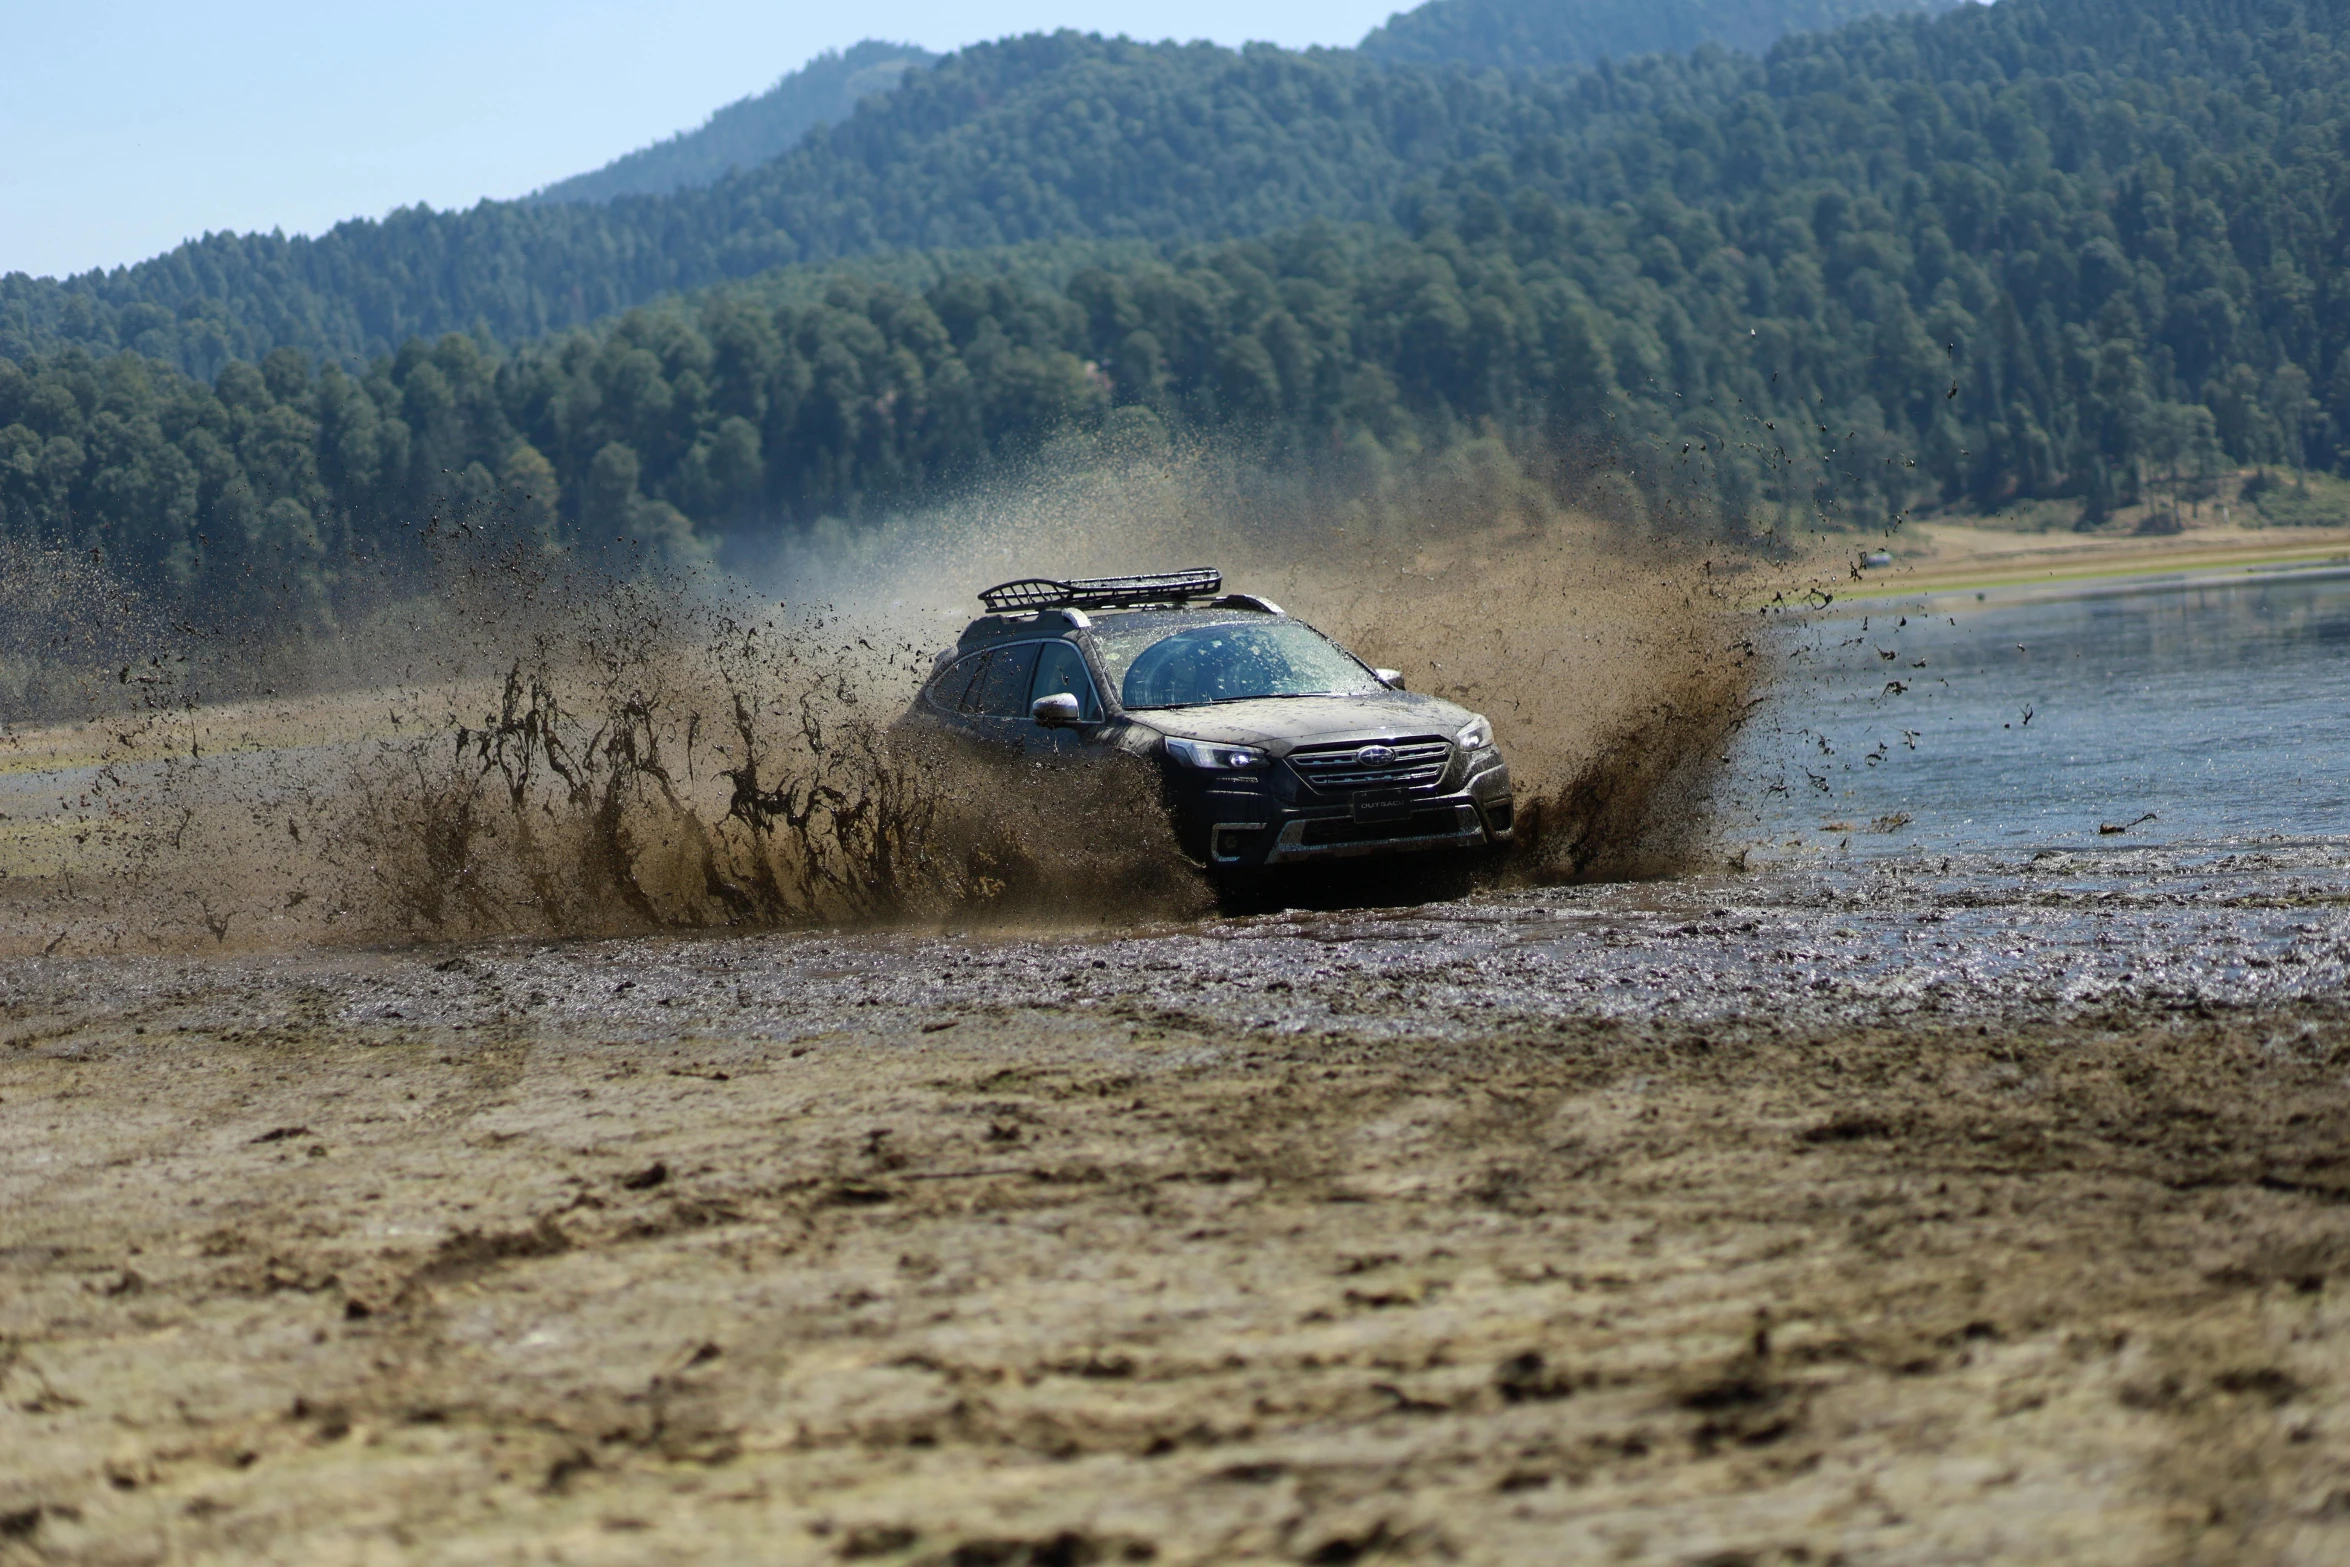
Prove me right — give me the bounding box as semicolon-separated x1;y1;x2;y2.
1356;744;1397;766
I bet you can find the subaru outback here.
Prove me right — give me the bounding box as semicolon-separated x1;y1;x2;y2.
896;569;1514;872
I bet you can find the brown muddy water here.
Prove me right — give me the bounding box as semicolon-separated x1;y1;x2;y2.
6;553;2350;1564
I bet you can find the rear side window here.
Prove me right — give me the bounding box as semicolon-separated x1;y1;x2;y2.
1028;641;1102;721
964;643;1042;716
924;654;985;713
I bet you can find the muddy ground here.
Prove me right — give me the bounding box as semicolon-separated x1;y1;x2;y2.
7;856;2350;1566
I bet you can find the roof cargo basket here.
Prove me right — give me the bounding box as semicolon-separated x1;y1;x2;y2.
978;569;1221;613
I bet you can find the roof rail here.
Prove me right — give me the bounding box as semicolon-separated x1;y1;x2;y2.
977;569;1221;613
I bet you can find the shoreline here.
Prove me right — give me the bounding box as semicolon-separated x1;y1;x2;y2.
1830;522;2350;607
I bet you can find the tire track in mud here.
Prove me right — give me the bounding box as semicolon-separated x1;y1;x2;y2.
7;843;2350;1564
10;968;2350;1564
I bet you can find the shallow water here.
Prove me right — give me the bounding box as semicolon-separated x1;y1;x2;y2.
1730;563;2350;857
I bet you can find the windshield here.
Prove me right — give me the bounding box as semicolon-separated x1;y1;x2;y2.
1094;619;1384;709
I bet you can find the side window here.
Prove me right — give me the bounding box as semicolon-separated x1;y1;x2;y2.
925;653;985;714
965;643;1041;716
1029;641;1102;721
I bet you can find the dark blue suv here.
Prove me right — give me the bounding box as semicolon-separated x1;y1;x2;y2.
897;570;1514;871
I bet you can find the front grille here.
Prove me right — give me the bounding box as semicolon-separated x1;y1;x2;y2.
1286;737;1451;794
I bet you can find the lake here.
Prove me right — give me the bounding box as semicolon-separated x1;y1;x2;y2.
1731;562;2350;858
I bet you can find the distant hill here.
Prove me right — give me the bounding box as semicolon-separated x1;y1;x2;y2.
1358;0;1961;69
0;11;1981;377
529;41;939;205
529;6;1942;211
3;33;1704;376
527;8;1920;209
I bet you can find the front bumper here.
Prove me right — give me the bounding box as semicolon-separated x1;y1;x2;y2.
1230;800;1490;863
1186;760;1515;869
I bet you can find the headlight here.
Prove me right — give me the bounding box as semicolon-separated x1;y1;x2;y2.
1457;715;1494;752
1164;736;1267;770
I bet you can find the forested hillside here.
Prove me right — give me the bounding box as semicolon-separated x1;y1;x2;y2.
1;33;1709;377
529;41;940;205
1358;0;1955;69
9;0;2350;620
534;1;1942;213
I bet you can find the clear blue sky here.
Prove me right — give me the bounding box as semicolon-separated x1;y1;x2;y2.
1;1;1409;283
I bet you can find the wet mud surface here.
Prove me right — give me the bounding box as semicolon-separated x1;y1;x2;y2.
8;847;2350;1565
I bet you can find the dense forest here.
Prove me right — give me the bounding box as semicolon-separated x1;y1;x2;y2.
8;0;2350;617
528;41;941;206
1358;0;1954;69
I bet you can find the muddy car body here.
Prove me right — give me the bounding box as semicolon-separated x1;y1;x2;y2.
896;570;1514;871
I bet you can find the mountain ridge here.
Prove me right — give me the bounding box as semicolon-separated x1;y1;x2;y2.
0;1;1983;377
527;40;940;206
0;31;1735;376
519;1;1951;216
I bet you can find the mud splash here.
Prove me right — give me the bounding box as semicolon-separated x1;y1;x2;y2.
1;528;1212;953
796;431;1771;885
1;437;1772;955
339;575;1208;941
1283;519;1763;886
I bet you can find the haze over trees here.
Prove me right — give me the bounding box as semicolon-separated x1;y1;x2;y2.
5;0;2350;619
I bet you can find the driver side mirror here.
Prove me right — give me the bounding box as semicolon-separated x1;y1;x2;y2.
1030;693;1083;728
1373;668;1406;691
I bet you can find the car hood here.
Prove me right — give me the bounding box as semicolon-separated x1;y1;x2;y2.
1126;691;1476;754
